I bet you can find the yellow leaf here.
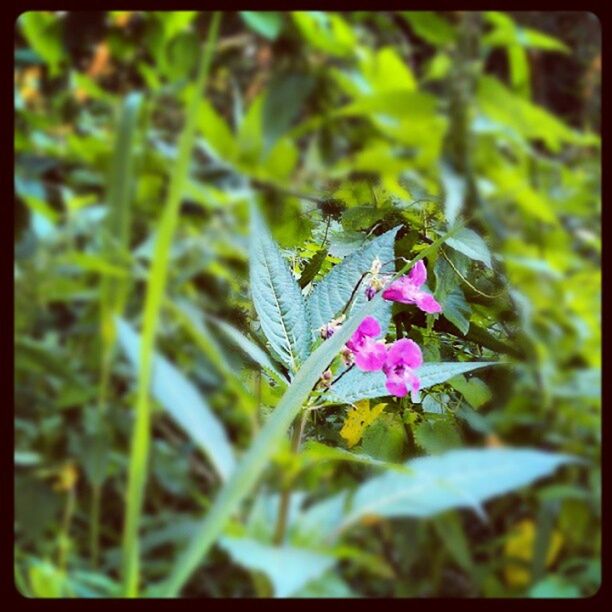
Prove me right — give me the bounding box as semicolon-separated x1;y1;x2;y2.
53;462;79;492
503;519;565;587
339;400;387;448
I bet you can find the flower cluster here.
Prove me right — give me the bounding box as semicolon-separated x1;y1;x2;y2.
327;260;442;397
343;316;423;397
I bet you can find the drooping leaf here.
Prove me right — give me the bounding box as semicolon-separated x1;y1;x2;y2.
337;448;576;534
443;227;493;269
440;286;471;335
116;317;236;481
250;204;311;372
218;536;336;598
206;315;288;385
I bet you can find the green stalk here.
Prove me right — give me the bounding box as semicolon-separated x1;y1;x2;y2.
121;12;221;597
92;91;143;567
273;411;307;546
157;223;461;597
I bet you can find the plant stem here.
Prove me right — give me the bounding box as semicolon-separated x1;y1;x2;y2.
121;12;221;598
273;411;307;546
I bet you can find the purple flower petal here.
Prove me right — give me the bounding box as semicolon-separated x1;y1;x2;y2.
385;338;423;370
415;292;442;314
357;315;381;338
408;260;427;287
385;372;409;397
354;338;387;372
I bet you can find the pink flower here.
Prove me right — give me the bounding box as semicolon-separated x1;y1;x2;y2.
382;260;442;314
382;338;423;397
346;316;387;372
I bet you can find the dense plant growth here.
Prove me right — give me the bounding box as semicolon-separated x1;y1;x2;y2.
15;11;600;598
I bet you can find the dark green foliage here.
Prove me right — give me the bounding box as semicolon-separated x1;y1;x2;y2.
14;10;600;599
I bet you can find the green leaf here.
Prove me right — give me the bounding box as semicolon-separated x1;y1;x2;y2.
116;318;236;481
360;413;406;462
263;72;315;150
477;75;588;152
240;12;283;40
299;248;328;288
293;572;355;598
197;99;237;161
440;162;466;225
520;28;570;53
444;228;493;269
306;226;400;333
413;416;462;454
358;46;417;93
206;315;288;385
330;361;499;404
336;90;437;120
291;12;356;58
486;164;557;224
440;286;471;335
18;12;65;76
337;448;576;534
250;204;311;372
529;575;581;598
401;11;456;46
449;375;492;408
432;511;474;573
219;536;335;598
299;441;411;474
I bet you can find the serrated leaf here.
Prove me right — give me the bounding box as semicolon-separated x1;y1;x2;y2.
330;361;499;404
443;228;493;269
360;413;406;462
413;416;462;454
307;226;400;334
116;318;236;481
339;400;387;448
250;204;311;372
218;536;335;598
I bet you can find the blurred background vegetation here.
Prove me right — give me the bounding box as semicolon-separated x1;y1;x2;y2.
15;11;600;598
